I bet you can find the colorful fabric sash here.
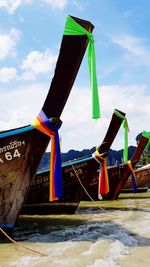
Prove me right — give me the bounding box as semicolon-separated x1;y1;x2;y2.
32;110;62;201
93;150;109;197
127;160;138;193
114;109;129;163
142;130;150;150
64;15;100;119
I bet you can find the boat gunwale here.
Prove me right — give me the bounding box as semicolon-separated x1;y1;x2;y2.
0;125;34;138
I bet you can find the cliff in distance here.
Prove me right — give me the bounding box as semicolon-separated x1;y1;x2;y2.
39;131;150;170
39;145;136;170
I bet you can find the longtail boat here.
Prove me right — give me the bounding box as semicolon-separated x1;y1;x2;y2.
123;163;150;193
0;15;94;233
102;131;150;200
22;109;126;214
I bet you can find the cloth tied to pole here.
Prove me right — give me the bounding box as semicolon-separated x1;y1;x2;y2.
64;15;100;119
127;160;138;193
114;109;129;163
142;130;150;150
32;110;62;201
93;150;109;197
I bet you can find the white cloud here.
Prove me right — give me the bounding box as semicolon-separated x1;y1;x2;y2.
0;28;21;61
42;0;67;10
0;0;32;14
0;83;48;130
0;83;149;153
112;34;150;65
0;0;67;13
60;84;150;152
0;67;17;82
20;49;57;80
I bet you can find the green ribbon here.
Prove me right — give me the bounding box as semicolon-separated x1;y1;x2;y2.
114;109;129;163
142;130;150;139
64;16;100;119
142;130;150;150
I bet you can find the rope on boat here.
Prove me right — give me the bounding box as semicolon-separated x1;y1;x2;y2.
69;160;107;212
0;227;48;257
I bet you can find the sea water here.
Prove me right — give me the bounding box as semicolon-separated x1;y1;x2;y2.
0;192;150;267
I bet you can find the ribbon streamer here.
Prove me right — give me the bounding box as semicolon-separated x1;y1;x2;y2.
127;160;138;193
64;15;100;119
32;110;62;201
142;130;150;150
94;150;109;197
114;109;129;163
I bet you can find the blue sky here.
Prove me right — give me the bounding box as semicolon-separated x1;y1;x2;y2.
0;0;150;153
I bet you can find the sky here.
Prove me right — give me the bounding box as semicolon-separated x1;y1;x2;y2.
0;0;150;153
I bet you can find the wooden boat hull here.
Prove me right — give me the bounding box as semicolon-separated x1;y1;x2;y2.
83;133;150;200
0;16;94;232
22;109;126;213
84;163;150;200
123;164;150;191
98;133;149;200
22;157;99;214
83;165;127;200
122;187;148;193
0;127;49;230
110;132;149;200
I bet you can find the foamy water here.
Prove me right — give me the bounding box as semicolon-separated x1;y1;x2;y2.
0;192;150;267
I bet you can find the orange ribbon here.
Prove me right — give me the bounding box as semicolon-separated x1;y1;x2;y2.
94;150;109;197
